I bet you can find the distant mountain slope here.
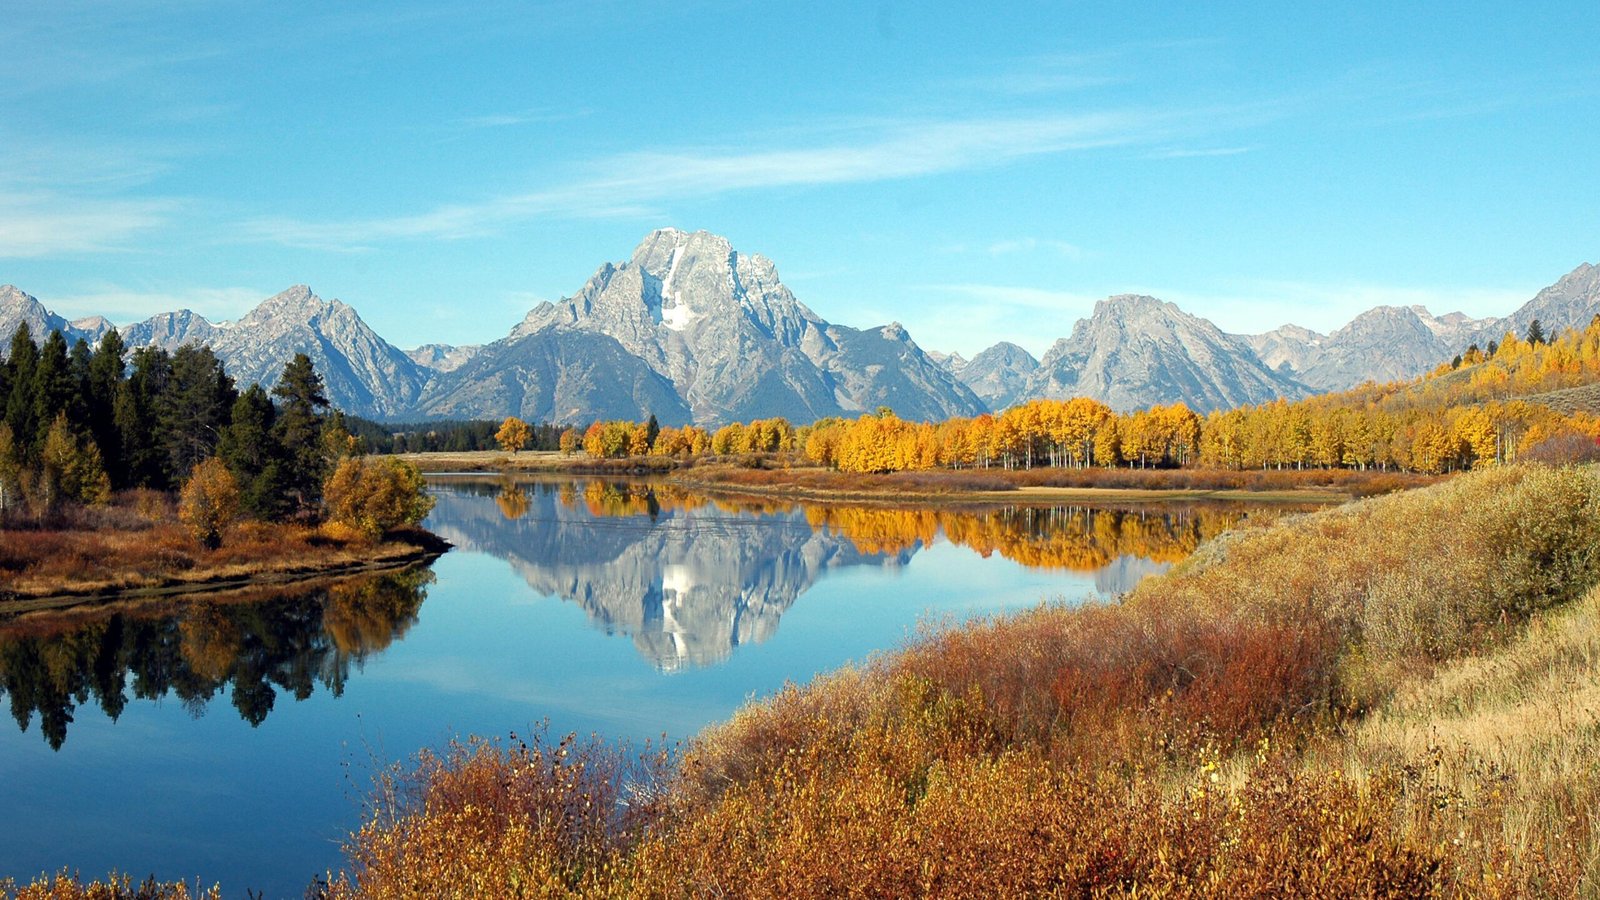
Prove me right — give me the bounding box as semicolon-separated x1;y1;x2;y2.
1296;306;1487;390
1023;294;1308;412
1245;264;1597;392
122;286;431;419
953;341;1039;410
1482;262;1600;343
422;229;984;425
0;285;100;347
406;343;482;374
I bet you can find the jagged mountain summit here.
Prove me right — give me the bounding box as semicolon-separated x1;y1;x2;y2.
419;228;985;426
406;343;483;374
1023;294;1309;412
1485;262;1600;343
1249;306;1491;392
121;286;431;419
7;259;1598;424
1245;263;1597;392
952;341;1039;410
0;285;106;348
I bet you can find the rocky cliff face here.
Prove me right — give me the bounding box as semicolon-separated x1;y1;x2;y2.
0;285;101;350
422;229;984;425
1241;266;1600;393
122;286;431;419
1023;295;1308;412
406;343;482;374
1481;262;1600;344
952;341;1039;410
1290;306;1486;390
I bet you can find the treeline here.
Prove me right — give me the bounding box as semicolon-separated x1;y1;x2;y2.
553;317;1600;476
347;417;564;455
0;323;431;543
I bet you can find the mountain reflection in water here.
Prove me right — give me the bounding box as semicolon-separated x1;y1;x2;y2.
0;569;432;749
427;477;1260;672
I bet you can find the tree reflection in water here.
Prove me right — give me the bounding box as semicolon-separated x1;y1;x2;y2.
0;568;433;749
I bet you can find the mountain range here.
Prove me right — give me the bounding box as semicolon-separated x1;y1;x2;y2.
2;234;1596;423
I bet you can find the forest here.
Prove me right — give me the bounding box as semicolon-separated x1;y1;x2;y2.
0;325;435;600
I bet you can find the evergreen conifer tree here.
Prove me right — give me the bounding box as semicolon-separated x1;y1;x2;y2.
4;323;40;455
219;384;289;520
271;353;331;515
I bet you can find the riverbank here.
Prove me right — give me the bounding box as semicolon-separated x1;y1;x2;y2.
329;463;1600;896
398;449;1436;504
0;494;449;610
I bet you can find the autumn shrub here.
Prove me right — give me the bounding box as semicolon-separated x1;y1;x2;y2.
327;731;670;899
329;463;1600;897
1517;430;1600;465
323;457;435;540
176;458;240;550
0;872;220;900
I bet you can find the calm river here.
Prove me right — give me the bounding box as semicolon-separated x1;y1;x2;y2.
0;476;1298;896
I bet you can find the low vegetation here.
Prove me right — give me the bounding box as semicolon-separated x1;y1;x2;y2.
0;490;437;601
322;463;1600;897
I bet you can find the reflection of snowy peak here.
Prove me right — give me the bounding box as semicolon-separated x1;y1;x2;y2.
425;484;912;670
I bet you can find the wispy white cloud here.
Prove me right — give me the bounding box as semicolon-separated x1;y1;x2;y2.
920;283;1100;311
983;238;1085;259
240;109;1189;250
0;192;177;258
43;285;268;325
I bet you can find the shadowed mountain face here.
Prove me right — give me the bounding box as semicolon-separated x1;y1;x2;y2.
424;478;1260;671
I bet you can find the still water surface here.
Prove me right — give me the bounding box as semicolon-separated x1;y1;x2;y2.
0;477;1290;896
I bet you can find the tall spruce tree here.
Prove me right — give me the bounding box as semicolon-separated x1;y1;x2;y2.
271;353;331;516
114;347;171;489
219;384;289;520
87;329;126;485
158;345;236;485
4;323;40;455
30;331;75;454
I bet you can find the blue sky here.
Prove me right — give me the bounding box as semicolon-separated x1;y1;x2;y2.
3;1;1596;357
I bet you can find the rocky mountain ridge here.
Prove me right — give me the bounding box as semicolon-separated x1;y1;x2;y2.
417;228;986;425
3;252;1595;422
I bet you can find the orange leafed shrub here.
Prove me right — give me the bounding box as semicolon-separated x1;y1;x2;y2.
176;458;240;550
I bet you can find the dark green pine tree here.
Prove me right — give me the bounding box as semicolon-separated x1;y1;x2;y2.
271;353;331;516
87;329;127;487
219;384;290;520
31;330;76;455
114;347;171;489
1526;318;1546;346
4;323;40;455
157;345;237;484
67;338;93;426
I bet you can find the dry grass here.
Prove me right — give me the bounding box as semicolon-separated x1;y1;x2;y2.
0;874;219;899
0;491;442;601
319;463;1600;897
